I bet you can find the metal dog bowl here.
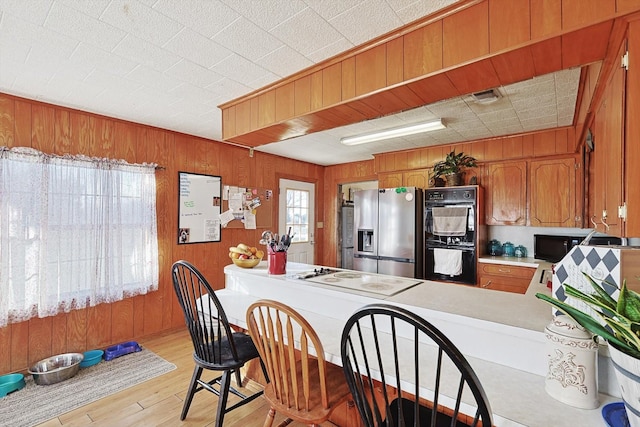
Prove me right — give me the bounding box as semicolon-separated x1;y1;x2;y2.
28;353;84;385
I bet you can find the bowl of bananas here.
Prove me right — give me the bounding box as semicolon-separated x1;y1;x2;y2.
229;243;264;268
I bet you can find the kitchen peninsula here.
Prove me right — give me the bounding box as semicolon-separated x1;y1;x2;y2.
219;262;617;427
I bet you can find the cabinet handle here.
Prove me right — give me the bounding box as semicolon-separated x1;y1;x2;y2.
498;268;510;273
601;216;610;231
482;280;492;288
590;216;599;229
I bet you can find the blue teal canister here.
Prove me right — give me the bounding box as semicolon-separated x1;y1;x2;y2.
502;241;515;257
488;239;502;256
515;245;527;258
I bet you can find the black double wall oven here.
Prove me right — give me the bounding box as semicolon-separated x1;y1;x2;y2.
424;186;482;285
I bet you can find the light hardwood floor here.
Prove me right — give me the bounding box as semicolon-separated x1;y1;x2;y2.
35;328;338;427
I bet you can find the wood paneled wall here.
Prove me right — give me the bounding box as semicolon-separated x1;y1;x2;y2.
0;93;323;376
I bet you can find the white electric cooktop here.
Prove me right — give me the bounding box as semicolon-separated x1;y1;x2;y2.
298;270;423;296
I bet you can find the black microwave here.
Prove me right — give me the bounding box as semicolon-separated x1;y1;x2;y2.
534;234;624;262
534;235;582;263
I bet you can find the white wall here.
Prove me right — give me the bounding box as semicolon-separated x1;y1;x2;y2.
341;180;377;202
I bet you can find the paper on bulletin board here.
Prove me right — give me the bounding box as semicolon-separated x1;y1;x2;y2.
244;211;256;229
219;209;235;227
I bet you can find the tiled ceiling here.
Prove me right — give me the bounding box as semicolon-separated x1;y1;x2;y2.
0;0;579;166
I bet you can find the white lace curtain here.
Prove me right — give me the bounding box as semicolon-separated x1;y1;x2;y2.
0;147;159;327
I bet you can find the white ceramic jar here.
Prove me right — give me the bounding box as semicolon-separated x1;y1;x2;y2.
544;315;599;409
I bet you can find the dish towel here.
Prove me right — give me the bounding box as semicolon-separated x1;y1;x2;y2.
432;207;468;236
433;248;463;276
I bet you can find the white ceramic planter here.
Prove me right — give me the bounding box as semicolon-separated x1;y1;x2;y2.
608;342;640;427
544;315;599;409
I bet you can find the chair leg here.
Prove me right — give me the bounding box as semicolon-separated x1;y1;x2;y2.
235;368;243;387
181;366;203;420
214;370;232;427
263;407;276;427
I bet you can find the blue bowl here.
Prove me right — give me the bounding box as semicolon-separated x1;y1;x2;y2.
0;373;25;397
80;349;104;368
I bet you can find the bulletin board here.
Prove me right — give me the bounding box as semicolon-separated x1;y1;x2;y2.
177;172;222;244
220;185;273;229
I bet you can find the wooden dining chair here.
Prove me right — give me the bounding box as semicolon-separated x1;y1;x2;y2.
171;260;265;427
340;303;493;427
246;299;353;427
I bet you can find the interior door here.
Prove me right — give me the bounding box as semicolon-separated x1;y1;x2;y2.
279;179;315;265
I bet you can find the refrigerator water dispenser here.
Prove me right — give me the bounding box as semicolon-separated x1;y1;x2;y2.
357;229;374;252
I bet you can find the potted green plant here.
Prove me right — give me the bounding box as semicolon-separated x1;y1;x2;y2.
536;273;640;426
432;150;477;186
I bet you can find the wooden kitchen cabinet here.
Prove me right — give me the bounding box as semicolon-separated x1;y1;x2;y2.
378;169;431;189
529;156;580;228
478;262;535;294
378;172;403;188
485;161;527;225
590;39;625;236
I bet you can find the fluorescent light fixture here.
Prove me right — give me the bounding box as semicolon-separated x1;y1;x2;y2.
340;119;445;146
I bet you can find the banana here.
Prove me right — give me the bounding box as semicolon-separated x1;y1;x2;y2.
237;243;250;251
229;246;251;256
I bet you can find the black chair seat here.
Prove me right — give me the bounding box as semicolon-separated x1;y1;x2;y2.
195;332;261;370
389;397;475;427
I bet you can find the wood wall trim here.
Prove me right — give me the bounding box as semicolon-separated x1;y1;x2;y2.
220;0;640;147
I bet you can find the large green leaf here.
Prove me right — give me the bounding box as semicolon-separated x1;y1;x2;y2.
618;280;640;322
582;273;617;308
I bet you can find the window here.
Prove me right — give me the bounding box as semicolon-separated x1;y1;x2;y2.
0;147;159;327
285;188;309;243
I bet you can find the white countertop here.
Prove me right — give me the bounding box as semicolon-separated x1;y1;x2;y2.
221;261;617;427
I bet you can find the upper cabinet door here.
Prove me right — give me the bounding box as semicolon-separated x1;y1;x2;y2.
529;157;579;228
485;161;527;225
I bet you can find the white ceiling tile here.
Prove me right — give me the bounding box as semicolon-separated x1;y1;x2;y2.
257;45;314;77
163;28;232;68
270;7;344;56
56;0;110;18
127;64;184;92
221;0;308;31
1;12;77;59
113;34;181;72
168;81;216;101
101;0;183;47
207;78;253;102
70;42;138;77
166;60;224;88
303;0;365;21
84;68;142;95
213;17;283;61
392;0;458;24
45;2;126;52
152;0;239;39
329;0;403;45
211;53;275;85
0;0;53;25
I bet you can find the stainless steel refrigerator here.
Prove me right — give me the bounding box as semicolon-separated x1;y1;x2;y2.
353;187;424;278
